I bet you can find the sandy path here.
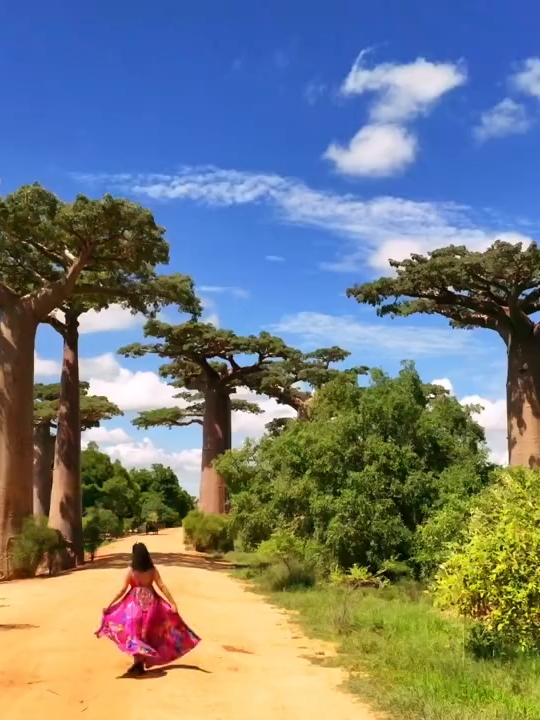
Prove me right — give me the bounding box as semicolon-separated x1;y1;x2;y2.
0;529;376;720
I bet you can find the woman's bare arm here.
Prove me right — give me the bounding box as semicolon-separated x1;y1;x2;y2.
154;568;177;612
105;569;131;610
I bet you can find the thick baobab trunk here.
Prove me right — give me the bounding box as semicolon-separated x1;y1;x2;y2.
0;303;38;576
33;424;55;517
506;329;540;467
49;316;84;567
199;386;230;514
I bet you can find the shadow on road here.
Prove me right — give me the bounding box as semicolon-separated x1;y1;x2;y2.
84;551;231;573
0;623;39;631
118;663;211;680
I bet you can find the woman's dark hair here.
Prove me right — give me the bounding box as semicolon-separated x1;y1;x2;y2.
131;542;154;572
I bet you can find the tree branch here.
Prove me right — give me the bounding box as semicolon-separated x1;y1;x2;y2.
25;248;92;319
0;279;18;306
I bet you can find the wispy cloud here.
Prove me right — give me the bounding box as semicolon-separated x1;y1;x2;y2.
304;80;327;105
324;52;467;177
269;311;474;356
473;57;540;143
265;254;285;262
474;98;532;141
73;166;534;272
198;285;249;299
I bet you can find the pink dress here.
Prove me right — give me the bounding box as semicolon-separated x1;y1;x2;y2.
96;570;200;667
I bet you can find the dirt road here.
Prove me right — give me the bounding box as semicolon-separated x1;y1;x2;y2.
0;529;376;720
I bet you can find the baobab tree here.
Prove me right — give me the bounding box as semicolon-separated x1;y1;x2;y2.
33;383;121;524
44;275;199;568
245;346;363;419
0;184;172;571
347;240;540;467
119;321;296;513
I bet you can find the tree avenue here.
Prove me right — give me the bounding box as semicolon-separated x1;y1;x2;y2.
119;320;297;514
33;382;121;519
0;183;186;571
347;240;540;467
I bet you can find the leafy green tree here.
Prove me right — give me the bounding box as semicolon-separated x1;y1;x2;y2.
101;465;142;521
81;442;115;511
140;491;179;526
216;363;490;571
0;184;174;571
119;321;295;514
33;383;121;520
129;464;193;520
347;240;540;467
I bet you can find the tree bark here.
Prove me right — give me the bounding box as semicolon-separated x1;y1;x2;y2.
49;314;84;567
0;302;38;576
33;424;55;517
199;386;230;514
506;328;540;467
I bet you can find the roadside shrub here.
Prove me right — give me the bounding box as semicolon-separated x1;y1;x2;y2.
11;516;63;578
182;510;233;552
434;467;540;653
83;514;103;561
82;507;122;561
258;528;317;590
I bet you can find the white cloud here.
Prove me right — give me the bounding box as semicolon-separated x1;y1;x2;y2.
340;52;467;123
265;254;285;262
461;393;507;465
324;52;465;177
78;166;535;273
49;304;145;335
83;426;132;445
78;305;145;334
35;353;60;378
270;311;471;356
432;377;506;464
104;438;202;495
511;57;540;99
231;387;296;436
36;350;185;412
474;98;532;141
324;123;418;177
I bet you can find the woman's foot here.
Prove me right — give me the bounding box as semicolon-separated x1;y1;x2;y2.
127;661;145;676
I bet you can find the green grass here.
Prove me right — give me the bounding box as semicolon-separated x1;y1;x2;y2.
226;554;540;720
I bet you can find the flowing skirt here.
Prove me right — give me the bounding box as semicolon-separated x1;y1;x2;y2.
96;586;201;667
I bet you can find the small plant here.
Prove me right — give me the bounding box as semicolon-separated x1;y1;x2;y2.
330;563;388;589
182;510;234;552
258;528;317;590
11;516;63;578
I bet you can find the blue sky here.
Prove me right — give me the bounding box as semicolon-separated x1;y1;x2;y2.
7;0;536;490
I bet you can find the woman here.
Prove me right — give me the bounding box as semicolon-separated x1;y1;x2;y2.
95;542;201;676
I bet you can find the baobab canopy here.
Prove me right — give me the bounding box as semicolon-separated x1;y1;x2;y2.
119;319;298;514
347;240;540;467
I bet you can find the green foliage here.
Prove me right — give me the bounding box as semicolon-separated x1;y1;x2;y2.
346;240;540;330
81;445;191;533
434;467;540;653
11;517;63;578
182;510;233;553
220;362;492;575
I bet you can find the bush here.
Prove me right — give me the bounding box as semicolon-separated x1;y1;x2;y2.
434;467;540;653
258;528;317;590
82;507;122;561
182;510;233;552
11;516;63;578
